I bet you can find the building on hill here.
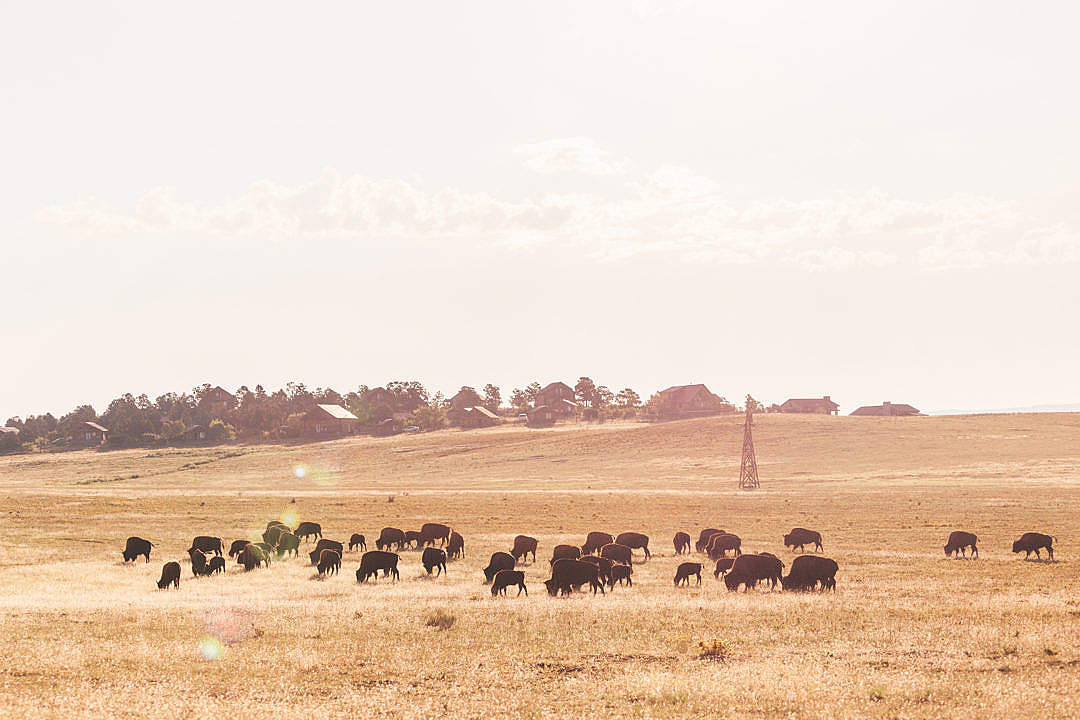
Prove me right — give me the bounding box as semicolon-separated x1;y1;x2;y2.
534;382;577;416
457;405;500;429
0;426;19;437
654;384;727;420
305;404;360;436
198;386;235;409
71;421;109;447
850;401;921;417
779;396;839;415
525;405;556;427
181;424;208;442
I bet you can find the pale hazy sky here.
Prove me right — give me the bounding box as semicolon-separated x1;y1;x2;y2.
3;1;1080;418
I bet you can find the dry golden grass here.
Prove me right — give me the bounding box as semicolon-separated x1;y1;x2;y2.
1;413;1079;719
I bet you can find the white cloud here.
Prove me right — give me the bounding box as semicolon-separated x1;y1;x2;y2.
515;137;630;176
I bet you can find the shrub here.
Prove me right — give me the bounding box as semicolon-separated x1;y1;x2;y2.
696;638;730;661
424;609;456;631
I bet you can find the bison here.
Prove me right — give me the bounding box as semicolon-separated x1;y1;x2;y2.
356;550;400;583
581;531;615;555
189;548;209;577
189;536;224;557
227;539;250;558
309;539;344;565
276;532;299;558
578;555;615;586
208;556;226;575
253;542;275;564
294;522;323;542
609;563;632;587
724;553;784;592
447;531;465;560
239;544;266;571
600;543;633;568
484;551;516;583
706;533;741;560
403;530;424;549
615;532;651;560
420;522;452;547
944;531;978;559
781;555;838;591
349;533;367;552
1012;532;1055;560
545;558;605;596
491;569;528;597
157;561;181;589
122;536;153;563
376;527;406;551
674;562;702;586
695;528;725;552
713;556;735;578
550;544;581;565
262;525;285;547
783;527;823;553
511;535;538;564
422;547;447;576
316;549;341;577
673;532;691;555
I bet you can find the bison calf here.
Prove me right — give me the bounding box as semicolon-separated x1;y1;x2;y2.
349;533;367;552
713;556;735;579
491;570;528;597
316;549;341;577
208;556;226;575
610;564;632;587
673;532;691;555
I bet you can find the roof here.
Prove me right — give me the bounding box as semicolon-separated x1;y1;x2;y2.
781;397;839;411
315;404;359;420
182;424;205;433
850;403;920;417
658;384;715;404
83;421;108;433
467;406;499;420
0;426;19;436
539;382;573;394
554;398;578;408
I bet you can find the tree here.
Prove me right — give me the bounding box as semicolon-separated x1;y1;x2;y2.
574;377;597;408
524;382;542;405
412;405;448;432
482;384;501;412
595;386;614;409
509;388;529;410
745;395;764;413
616;388;641;409
387;380;430;412
451;386;483;409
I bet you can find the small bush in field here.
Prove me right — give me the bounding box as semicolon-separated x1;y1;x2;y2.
697;638;730;661
425;609;456;631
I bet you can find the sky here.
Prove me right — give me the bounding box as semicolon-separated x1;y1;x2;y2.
3;1;1080;418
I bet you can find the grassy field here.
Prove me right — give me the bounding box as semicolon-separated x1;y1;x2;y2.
1;412;1078;719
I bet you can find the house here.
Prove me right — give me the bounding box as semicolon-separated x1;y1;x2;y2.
458;406;499;429
525;405;556;427
305;404;360;436
0;426;19;437
779;396;839;415
181;424;208;442
534;382;578;416
198;386;236;410
850;401;921;417
654;384;726;419
71;421;108;446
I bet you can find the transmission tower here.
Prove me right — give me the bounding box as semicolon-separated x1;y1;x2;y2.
739;405;760;490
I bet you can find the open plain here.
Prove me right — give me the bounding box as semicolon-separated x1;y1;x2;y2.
1;412;1078;719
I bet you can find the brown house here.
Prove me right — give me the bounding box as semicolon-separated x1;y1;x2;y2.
654;384;726;419
850;401;921;417
534;382;577;416
71;421;109;446
526;405;556;427
305;404;360;436
198;386;236;409
458;406;499;429
181;425;208;442
779;396;839;415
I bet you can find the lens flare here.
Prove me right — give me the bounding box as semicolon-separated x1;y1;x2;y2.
293;465;307;479
280;509;299;528
199;637;223;661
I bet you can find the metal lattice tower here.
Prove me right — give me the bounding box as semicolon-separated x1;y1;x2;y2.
739;405;760;490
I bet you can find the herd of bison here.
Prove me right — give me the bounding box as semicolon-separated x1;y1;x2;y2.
123;521;1059;597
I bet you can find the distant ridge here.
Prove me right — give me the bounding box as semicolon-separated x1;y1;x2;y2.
930;403;1080;416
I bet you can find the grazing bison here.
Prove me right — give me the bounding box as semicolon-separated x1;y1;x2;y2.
783;528;823;553
266;520;289;531
208;556;226;575
189;548;210;577
422;547;448;576
356;550;400;583
403;530;423;549
1012;532;1055;560
944;531;978;558
262;525;285;547
122;536;153;563
294;522;323;542
615;532;651;560
674;562;702;586
696;528;725;552
316;549;341;577
349;533;367;552
781;555;838;591
707;533;742;560
511;535;538;564
713;556;735;578
600;543;633;568
673;532;691;555
484;552;516;583
420;522;452;547
491;569;528;597
578;555;615;586
276;532;299;558
239;544;266;571
253;543;275;565
189;536;224;557
228;539;250;558
447;531;465;560
376;527;406;551
582;531;615;555
610;563;632;587
550;544;581;565
309;539;344;565
545;558;605;596
157;561;181;589
724;553;784;592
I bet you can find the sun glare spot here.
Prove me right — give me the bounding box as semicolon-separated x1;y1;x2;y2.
199;637;223;661
293;465;307;479
281;509;299;527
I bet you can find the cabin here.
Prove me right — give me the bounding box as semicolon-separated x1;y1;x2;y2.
197;385;235;410
850;401;921;417
71;421;109;446
534;382;578;416
654;384;725;419
779;396;839;415
0;426;19;438
525;405;556;427
457;406;499;429
305;404;360;436
181;424;208;442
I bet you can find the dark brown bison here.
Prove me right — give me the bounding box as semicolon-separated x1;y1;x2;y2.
707;533;742;560
491;569;528;597
615;532;651;559
189;536;224;557
421;522;452;547
276;532;299;558
610;564;632;587
944;531;978;558
349;533;367;552
550;544;581;564
208;556;226;575
600;543;633;568
227;539;250;558
484;552;516;583
262;525;285;547
781;555;838;591
309;539;344;565
674;562;702;586
578;555;615;586
189;548;210;577
1012;532;1055;560
294;522;323;542
376;527;406;551
422;547;447;576
673;532;691;555
783;527;823;553
713;556;735;578
157;561;181;589
356;550;400;582
447;531;465;560
581;531;615;555
696;528;725;552
316;549;341;577
122;536;153;563
511;535;538;564
239;544;266;571
724;553;784;592
545;558;605;596
403;530;423;549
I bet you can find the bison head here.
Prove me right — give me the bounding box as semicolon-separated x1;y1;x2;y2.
1011;540;1022;553
544;579;558;596
783;534;793;547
